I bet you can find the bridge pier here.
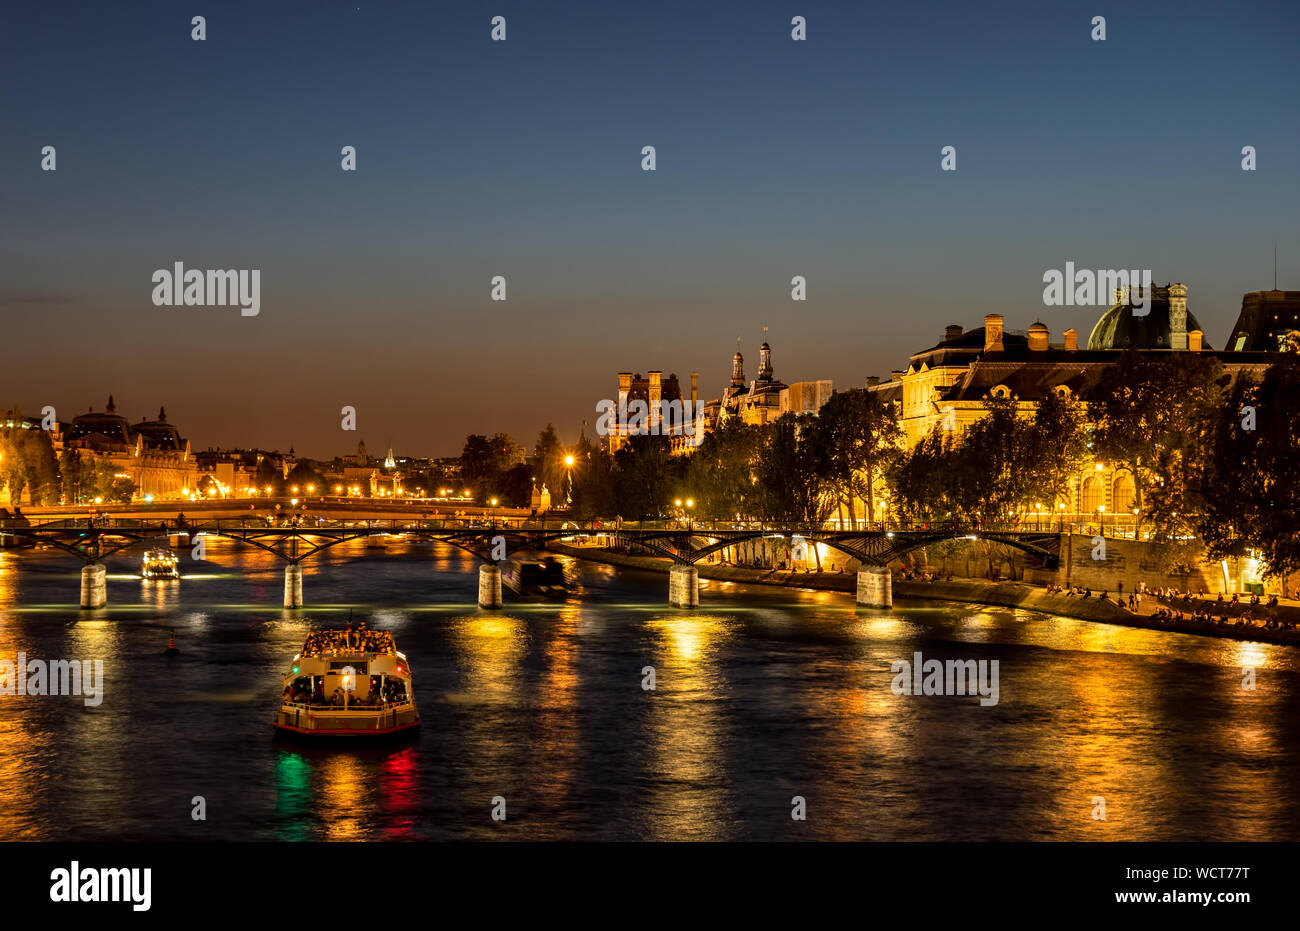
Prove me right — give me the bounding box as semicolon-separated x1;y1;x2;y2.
80;563;107;609
284;564;304;608
669;565;699;607
856;565;892;609
478;563;503;608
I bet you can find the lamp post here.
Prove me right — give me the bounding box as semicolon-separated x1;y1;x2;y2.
564;454;575;507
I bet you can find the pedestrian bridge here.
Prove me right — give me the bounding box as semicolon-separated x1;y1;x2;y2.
0;516;1061;610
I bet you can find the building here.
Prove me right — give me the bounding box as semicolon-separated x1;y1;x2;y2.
1224;289;1300;352
606;370;702;455
63;397;198;500
867;283;1278;529
706;339;791;429
780;380;834;416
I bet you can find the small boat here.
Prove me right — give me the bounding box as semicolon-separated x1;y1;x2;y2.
141;548;179;579
502;556;567;596
273;624;419;743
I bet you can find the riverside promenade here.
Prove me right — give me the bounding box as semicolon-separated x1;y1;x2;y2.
548;543;1300;647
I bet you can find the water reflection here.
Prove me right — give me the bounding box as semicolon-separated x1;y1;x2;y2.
1;544;1299;841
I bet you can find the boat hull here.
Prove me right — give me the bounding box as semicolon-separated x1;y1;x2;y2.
273;719;420;745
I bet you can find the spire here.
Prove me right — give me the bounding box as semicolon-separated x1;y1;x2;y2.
730;341;745;387
106;395;116;413
157;405;167;423
758;328;773;381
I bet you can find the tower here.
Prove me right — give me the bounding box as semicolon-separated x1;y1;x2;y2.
730;341;745;387
758;336;773;382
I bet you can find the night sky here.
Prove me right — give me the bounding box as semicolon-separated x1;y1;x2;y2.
2;0;1297;457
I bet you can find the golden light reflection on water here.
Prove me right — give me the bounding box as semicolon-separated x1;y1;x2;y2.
643;612;735;840
530;603;582;816
316;753;367;840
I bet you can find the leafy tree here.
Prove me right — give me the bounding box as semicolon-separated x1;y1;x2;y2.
254;457;287;496
285;462;326;494
1088;351;1226;541
758;414;832;524
532;424;567;498
1196;358;1300;589
684;419;763;520
459;433;525;503
1024;388;1088;526
806;388;900;525
60;448;86;503
569;434;617;520
613;434;684;520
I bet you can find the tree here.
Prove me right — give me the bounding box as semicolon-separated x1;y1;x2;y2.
285;462;326;495
1024;388;1088;527
459;433;525;503
807;388;901;526
758;414;832;524
60;448;86;504
254;457;286;496
569;434;617;520
1088;351;1226;540
1196;358;1300;590
0;412;61;506
532;424;566;498
613;434;683;520
684;419;763;521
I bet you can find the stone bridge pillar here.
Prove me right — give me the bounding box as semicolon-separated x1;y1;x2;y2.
478;563;503;608
284;564;304;608
856;565;892;609
80;563;107;609
669;565;699;607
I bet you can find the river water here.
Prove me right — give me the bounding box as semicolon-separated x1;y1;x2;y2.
1;537;1297;841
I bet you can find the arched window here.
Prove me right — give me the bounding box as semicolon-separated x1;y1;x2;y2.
1080;476;1103;514
1112;471;1136;514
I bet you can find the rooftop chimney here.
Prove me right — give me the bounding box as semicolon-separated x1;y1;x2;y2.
1028;321;1049;352
648;371;662;432
945;325;963;342
1188;329;1203;352
866;375;880;387
1063;328;1078;352
983;314;1004;353
1169;283;1188;350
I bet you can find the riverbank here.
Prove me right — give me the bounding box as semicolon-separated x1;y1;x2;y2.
548;543;1300;646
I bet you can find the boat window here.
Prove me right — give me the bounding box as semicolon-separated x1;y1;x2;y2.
328;661;367;674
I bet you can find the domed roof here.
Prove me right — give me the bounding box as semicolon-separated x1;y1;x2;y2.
1087;286;1211;350
68;396;132;446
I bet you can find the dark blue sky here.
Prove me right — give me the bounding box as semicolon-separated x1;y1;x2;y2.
2;0;1297;456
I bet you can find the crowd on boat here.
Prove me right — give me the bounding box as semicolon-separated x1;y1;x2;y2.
283;676;409;708
301;622;395;657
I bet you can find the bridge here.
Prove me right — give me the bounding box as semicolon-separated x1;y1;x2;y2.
0;514;1061;610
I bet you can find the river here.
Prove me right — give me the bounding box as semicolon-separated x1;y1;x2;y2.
1;537;1297;841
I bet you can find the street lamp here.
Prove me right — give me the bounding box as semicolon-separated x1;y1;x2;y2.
564;454;575;507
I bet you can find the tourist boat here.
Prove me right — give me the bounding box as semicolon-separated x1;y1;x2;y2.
141;548;179;579
273;625;420;742
502;556;567;596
